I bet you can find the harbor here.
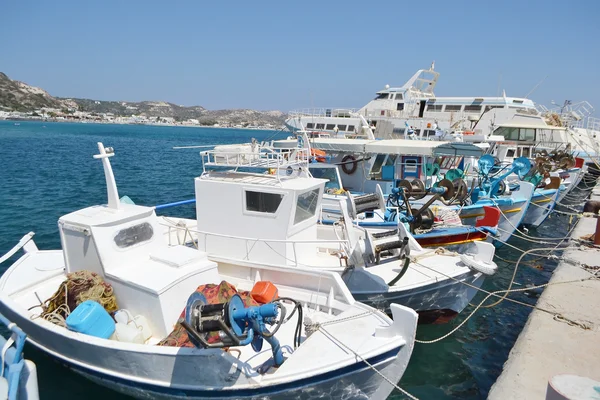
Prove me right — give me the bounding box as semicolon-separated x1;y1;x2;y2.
0;119;598;399
489;191;600;399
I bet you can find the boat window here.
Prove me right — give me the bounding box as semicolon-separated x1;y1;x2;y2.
464;105;482;113
374;93;389;100
306;123;314;129
506;149;516;158
316;123;325;130
326;124;335;130
370;154;387;177
370;154;397;180
522;147;531;157
310;167;341;191
294;188;320;224
245;191;284;214
445;105;462;112
395;93;403;100
396;102;404;111
347;125;355;132
513;100;524;104
337;125;347;131
427;104;443;112
521;128;535;141
114;222;154;249
404;159;418;174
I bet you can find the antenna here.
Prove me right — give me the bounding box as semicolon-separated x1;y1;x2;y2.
524;75;548;98
93;142;120;210
497;73;502;97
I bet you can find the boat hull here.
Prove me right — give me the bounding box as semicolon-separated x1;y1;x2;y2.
0;299;409;400
349;270;485;324
521;189;559;228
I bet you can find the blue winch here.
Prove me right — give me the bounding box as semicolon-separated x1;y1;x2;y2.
179;293;286;367
476;155;532;199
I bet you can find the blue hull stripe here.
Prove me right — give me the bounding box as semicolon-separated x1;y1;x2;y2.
62;346;402;397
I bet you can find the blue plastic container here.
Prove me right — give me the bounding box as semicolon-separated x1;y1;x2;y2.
66;300;115;339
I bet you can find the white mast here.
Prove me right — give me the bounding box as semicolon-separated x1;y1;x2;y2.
93;142;120;210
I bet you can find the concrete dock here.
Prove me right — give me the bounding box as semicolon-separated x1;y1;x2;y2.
488;190;600;399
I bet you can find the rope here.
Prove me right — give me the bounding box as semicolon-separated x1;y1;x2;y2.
317;325;419;400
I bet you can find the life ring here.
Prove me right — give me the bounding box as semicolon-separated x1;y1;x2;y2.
341;155;358;175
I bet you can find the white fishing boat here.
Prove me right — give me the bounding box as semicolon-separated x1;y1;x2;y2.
161;138;498;323
0;143;420;400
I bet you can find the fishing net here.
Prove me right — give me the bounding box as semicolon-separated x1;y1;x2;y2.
39;270;118;326
158;281;258;348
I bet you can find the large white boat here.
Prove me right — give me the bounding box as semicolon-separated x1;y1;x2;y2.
160;138;498;323
0;143;420;399
285;63;539;139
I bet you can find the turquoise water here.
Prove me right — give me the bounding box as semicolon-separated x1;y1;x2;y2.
0;121;589;399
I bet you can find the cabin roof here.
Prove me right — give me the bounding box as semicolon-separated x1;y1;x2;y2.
308;138;483;157
199;171;326;190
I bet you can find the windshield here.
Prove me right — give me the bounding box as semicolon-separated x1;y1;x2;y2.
310;167;341;190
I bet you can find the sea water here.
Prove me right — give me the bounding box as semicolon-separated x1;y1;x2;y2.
0;121;588;399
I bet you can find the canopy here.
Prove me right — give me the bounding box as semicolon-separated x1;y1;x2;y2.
307;138;483;157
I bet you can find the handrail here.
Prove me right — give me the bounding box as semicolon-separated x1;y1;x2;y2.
160;221;349;245
159;220;350;267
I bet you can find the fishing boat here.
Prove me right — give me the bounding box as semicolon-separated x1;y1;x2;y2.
0;143;420;400
272;135;535;246
310;162;501;248
160;138;498;323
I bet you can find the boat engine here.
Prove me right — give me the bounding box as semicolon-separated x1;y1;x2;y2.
179;293;285;366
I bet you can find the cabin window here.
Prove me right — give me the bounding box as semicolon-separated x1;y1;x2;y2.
464;105;482;113
294;188;320;224
374;93;389;100
395;93;403;100
396;103;404;111
521;129;535;141
337;125;347;131
506;149;516;158
310;167;341;191
114;222;154;249
347;125;355;132
427;104;443;112
245;191;284;214
370;154;397;180
445;105;462;112
326;124;336;130
512;100;524;104
392;127;406;135
316;123;325;130
522;147;531;157
306;123;314;129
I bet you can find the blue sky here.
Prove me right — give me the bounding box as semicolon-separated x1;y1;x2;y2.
3;0;599;112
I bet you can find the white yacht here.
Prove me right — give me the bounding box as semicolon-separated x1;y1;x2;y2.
285;63;538;139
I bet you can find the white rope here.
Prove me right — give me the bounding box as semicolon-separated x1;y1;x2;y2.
317;325;419;400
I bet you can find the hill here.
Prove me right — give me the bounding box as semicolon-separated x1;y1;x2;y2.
0;72;287;126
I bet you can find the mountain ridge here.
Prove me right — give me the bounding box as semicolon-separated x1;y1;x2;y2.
0;72;287;127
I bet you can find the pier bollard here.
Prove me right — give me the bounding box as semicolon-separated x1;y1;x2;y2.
546;374;600;399
582;200;600;245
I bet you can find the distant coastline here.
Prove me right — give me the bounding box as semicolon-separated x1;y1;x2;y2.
0;117;285;132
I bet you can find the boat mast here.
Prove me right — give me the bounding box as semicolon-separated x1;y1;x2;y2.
93;142;120;210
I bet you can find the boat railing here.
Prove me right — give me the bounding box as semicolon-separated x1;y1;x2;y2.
288;108;360;118
159;220;351;267
201;147;310;172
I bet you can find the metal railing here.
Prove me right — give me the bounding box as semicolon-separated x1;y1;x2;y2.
201;147;310;171
160;221;351;267
288;108;360;118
